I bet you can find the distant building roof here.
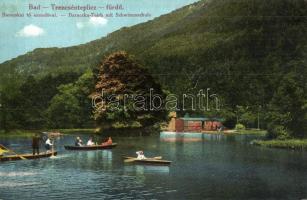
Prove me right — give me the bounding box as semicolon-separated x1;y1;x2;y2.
180;117;209;121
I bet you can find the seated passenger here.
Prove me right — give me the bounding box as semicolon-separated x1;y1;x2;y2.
87;137;95;146
106;137;112;144
75;137;83;147
136;151;146;160
101;137;112;146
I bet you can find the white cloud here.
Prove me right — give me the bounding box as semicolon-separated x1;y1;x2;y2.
16;24;45;37
76;17;108;29
76;22;84;29
89;17;108;26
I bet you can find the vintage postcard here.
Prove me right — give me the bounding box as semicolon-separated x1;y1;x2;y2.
0;0;307;199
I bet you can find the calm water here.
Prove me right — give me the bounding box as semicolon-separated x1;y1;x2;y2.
1;132;307;200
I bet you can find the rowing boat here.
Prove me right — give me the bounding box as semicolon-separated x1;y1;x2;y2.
123;156;172;165
64;143;117;150
0;152;57;162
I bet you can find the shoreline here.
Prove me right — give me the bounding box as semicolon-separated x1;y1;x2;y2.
0;128;267;137
161;129;267;135
0;127;160;137
3;129;307;151
252;139;307;151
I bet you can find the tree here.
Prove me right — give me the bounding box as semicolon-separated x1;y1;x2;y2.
46;70;95;128
266;72;307;139
8;72;81;129
92;51;167;130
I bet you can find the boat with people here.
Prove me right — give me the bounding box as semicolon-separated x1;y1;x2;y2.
65;136;116;150
64;143;117;150
0;152;57;162
123;156;172;165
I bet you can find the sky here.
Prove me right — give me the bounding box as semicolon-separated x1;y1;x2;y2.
0;0;199;63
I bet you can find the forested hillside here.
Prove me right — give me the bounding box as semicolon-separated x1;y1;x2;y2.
0;0;306;137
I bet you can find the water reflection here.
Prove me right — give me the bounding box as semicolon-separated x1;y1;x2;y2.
0;182;41;188
160;131;203;142
67;150;113;170
160;131;263;144
124;165;170;175
0;172;40;177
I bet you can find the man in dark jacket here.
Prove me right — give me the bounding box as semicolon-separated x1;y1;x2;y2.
32;134;40;155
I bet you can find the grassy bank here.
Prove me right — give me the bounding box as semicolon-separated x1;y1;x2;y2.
0;130;36;138
223;129;267;136
253;139;307;150
229;129;267;135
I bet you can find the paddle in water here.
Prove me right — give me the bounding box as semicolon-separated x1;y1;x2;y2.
50;138;56;158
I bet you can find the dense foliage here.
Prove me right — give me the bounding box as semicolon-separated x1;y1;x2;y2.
0;72;81;130
266;72;307;139
46;70;94;128
92;51;167;130
0;0;306;137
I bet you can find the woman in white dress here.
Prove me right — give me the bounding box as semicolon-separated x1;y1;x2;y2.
87;137;95;146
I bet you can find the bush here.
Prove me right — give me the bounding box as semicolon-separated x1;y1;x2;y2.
267;125;290;140
235;123;245;130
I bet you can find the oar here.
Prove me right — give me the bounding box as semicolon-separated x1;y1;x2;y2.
0;144;27;160
124;158;137;163
124;156;162;163
50;138;56;158
51;139;55;158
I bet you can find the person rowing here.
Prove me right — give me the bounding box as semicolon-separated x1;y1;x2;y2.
75;137;83;147
45;137;53;153
87;137;95;146
136;151;146;160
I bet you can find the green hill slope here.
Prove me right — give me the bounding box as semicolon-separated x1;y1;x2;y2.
0;1;204;80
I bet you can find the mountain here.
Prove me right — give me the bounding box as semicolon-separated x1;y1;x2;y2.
1;0;306;110
0;1;205;80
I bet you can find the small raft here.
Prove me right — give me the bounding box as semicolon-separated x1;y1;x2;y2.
64;143;117;150
123;156;172;165
0;152;57;162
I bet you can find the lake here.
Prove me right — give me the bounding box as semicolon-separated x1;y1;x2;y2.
1;132;307;199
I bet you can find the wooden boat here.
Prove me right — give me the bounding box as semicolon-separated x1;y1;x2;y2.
123;156;172;165
0;152;57;162
64;143;117;150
